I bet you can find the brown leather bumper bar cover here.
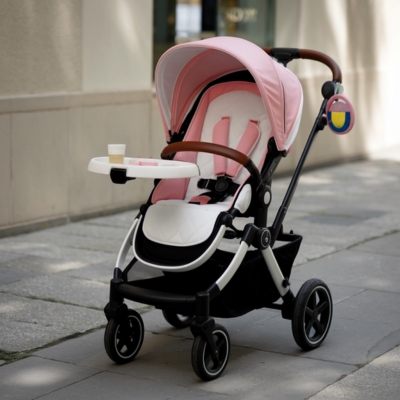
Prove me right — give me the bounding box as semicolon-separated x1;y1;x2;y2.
263;47;342;83
162;141;250;166
162;141;261;183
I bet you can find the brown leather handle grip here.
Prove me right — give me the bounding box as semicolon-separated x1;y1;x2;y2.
162;141;261;183
162;141;250;166
263;47;342;82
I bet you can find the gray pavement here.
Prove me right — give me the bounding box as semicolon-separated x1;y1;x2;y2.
1;156;400;399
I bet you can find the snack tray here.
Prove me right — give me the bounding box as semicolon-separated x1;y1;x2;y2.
88;157;200;179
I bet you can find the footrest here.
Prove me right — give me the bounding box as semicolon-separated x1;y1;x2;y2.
117;283;196;308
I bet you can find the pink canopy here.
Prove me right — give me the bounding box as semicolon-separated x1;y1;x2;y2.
155;36;303;151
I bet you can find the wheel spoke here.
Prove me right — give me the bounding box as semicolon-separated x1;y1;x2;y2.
305;319;313;336
117;338;126;352
216;337;225;352
306;306;313;316
317;300;328;315
314;319;324;335
309;292;317;310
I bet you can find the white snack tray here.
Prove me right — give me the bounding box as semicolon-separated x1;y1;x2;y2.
88;157;200;179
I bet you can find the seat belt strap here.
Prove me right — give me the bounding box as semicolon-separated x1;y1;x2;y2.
212;116;230;176
226;119;260;178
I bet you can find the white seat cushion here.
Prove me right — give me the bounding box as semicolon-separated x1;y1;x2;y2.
143;200;227;247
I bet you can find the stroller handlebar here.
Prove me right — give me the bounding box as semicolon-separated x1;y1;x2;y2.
161;141;261;184
263;47;342;83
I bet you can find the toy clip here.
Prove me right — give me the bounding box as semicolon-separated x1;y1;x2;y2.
326;94;355;134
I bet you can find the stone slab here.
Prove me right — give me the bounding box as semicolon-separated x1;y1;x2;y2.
0;265;37;285
0;292;105;352
229;313;400;366
351;231;400;258
291;249;400;294
0;237;115;263
59;259;163;283
1;274;147;311
79;337;355;399
0;356;99;400
0;254;87;275
309;345;400;400
1;275;109;309
37;370;189;400
333;289;400;326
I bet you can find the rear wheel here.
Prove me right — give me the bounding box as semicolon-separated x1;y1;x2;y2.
162;310;194;328
292;279;333;350
191;324;230;381
104;309;144;364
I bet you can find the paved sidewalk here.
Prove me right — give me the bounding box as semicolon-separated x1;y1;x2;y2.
1;157;400;399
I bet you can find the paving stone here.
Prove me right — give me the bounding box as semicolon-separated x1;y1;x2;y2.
37;370;189;400
229;313;400;366
351;231;400;258
0;251;23;263
291;250;400;294
84;210;137;229
0;266;37;285
1;274;147;312
0;254;87;275
309;345;400;400
0;356;100;400
35;329;176;365
59;259;162;283
0;238;115;263
1;275;109;309
83;337;354;399
0;292;105;352
333;289;400;326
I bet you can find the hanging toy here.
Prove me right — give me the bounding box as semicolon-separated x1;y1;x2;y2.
326;94;355;134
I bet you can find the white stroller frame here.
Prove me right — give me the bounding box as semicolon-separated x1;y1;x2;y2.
89;39;347;380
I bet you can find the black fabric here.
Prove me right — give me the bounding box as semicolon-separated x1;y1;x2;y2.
169;70;256;142
130;233;302;318
134;213;226;266
190;177;240;205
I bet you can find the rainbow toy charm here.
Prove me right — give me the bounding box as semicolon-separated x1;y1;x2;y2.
326;94;355;134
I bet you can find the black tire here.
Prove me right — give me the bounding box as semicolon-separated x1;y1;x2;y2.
162;310;194;328
191;324;230;381
292;279;333;350
104;309;144;364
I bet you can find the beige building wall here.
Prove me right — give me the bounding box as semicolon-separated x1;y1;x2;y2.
1;0;399;234
0;0;155;235
274;0;400;173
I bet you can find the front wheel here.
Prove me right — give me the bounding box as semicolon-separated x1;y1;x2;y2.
292;279;333;350
104;309;144;364
191;324;230;381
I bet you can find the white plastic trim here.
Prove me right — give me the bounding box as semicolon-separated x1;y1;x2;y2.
216;241;249;290
261;246;289;296
143;202;224;247
284;93;304;151
88;157;199;179
233;184;252;214
115;218;139;270
133;225;227;272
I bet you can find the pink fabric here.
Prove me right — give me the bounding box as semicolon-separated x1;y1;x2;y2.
189;195;211;205
155;36;303;151
226;120;260;178
151;81;262;204
213;117;230;175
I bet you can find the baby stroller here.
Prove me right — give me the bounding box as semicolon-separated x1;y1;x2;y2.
88;37;354;380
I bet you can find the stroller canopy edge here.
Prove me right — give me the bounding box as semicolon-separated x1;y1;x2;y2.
155;36;303;152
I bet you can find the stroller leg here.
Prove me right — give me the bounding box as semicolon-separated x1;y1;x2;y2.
262;246;295;319
190;292;230;381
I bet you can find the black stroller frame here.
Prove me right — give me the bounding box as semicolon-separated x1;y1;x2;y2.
103;48;342;380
